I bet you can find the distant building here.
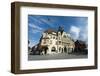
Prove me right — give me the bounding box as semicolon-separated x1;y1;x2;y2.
36;26;75;55
74;40;88;54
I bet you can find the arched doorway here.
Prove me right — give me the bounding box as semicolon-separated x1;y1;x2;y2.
64;47;67;53
51;47;56;52
62;48;64;53
59;47;61;52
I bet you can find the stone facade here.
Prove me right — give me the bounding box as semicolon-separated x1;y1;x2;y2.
38;26;75;54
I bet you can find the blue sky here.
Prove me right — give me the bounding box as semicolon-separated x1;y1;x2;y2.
28;15;88;47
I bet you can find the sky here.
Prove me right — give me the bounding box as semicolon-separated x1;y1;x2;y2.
28;15;88;47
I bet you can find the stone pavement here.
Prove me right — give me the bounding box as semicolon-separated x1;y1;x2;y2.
28;53;87;61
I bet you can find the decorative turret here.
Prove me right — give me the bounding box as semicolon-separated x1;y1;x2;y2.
58;26;64;35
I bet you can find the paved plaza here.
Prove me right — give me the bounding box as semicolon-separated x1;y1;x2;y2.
28;53;87;61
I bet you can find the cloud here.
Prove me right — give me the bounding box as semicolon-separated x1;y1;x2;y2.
40;18;54;27
29;23;43;30
29;40;38;47
29;16;55;27
29;16;43;25
29;23;44;34
70;26;80;40
69;25;88;43
28;23;43;47
79;25;88;42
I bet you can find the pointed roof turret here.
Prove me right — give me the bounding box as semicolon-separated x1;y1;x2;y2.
58;26;64;35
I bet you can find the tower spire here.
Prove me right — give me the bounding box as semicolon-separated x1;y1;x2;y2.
58;26;64;34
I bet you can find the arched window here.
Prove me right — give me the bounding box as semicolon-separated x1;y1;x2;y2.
53;36;55;39
59;41;61;45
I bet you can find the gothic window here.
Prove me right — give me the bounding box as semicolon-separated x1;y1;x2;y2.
53;36;55;39
59;41;61;45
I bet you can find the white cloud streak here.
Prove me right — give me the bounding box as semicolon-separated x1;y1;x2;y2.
29;23;43;30
29;16;43;25
70;26;80;41
29;23;44;34
40;18;54;27
70;25;88;42
79;24;88;42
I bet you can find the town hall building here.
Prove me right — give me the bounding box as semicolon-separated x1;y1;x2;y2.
37;26;75;55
